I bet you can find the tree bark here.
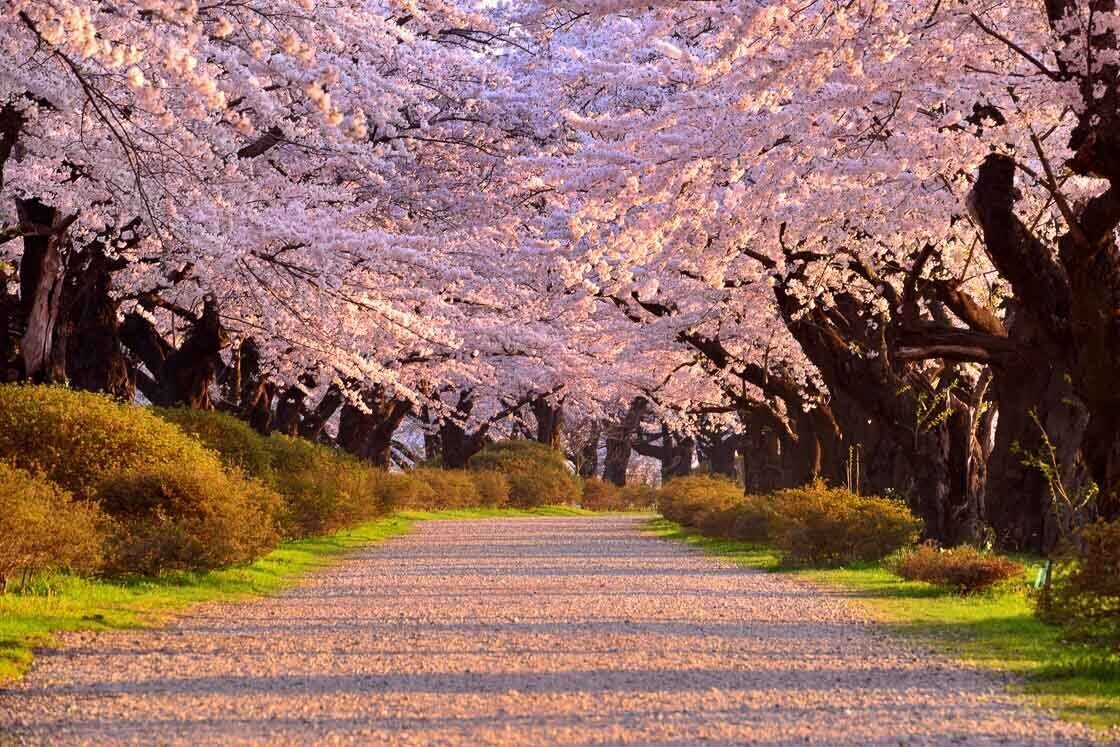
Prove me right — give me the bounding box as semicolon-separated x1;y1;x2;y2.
17;199;68;383
274;374;317;436
60;241;132;398
603;397;647;485
531;395;564;449
697;423;738;479
235;338;275;434
577;421;601;477
337;387;411;468
120;295;228;408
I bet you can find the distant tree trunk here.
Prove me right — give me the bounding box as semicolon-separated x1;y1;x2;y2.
161;296;227;408
420;405;443;463
0;103;24;190
439;392;490;469
299;382;344;442
17;199;69;383
662;428;693;482
742;416;783;493
603;397;647;485
337;388;411;468
235;338;275;434
440;420;471;469
701;431;738;479
531;395;564;449
577;421;601;477
60;241;132;399
0;261;19;381
120;295;229;408
274;377;311;436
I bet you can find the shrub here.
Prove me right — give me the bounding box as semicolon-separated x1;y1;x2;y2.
1040;519;1120;647
698;496;774;543
0;385;228;500
0;462;107;591
264;435;383;537
157;410;390;537
892;543;1024;594
469;470;510;506
374;471;435;510
656;474;742;527
583;478;660;511
581;478;622;511
411;468;482;509
97;464;281;576
619;483;659;510
154;407;274;481
0;385;291;575
768;482;922;566
468;440;582;507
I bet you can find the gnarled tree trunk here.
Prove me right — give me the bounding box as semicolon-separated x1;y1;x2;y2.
603;397;647;485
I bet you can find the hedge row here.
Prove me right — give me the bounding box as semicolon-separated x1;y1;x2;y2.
657;474;922;566
580;478;657;512
659;474;1120;645
0;386;583;588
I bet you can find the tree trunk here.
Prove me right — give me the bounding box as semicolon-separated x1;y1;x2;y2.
659;425;693;482
420;405;443;463
60;242;132;398
337;387;410;468
603;397;647;485
699;429;738;479
0;103;24;190
274;377;313;436
986;322;1085;552
17;199;67;383
531;395;564;449
300;383;344;442
235;338;275;434
577;421;600;477
159;296;227;408
0;261;18;381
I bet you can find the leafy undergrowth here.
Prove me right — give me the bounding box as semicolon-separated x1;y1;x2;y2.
0;506;585;683
647;518;1120;732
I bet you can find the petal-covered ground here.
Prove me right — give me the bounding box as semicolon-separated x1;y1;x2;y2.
0;517;1102;745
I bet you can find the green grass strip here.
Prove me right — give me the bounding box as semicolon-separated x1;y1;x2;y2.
0;506;591;684
646;517;1120;732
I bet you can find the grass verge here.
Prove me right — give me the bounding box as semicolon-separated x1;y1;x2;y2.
0;506;590;684
646;517;1120;732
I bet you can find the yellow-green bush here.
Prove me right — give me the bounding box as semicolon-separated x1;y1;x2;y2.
0;462;106;591
581;477;622;511
264;434;383;537
619;483;659;510
0;385;227;500
582;478;658;511
468;440;582;507
411;468;481;508
98;465;280;576
155;408;392;537
768;483;922;566
373;471;435;509
1040;519;1120;647
698;496;774;543
0;386;287;576
470;470;510;506
154;407;275;481
656;474;742;527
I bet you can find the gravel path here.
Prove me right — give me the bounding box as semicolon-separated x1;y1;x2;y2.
0;516;1108;746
